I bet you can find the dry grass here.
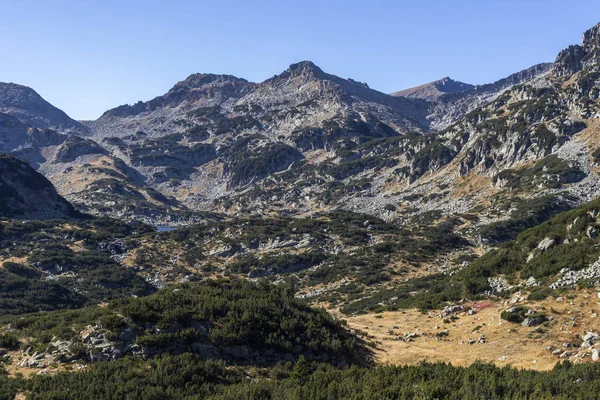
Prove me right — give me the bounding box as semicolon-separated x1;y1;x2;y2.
576;118;600;147
450;172;496;201
344;289;600;371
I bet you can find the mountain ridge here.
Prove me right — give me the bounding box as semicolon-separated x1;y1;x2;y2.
0;22;598;228
391;77;475;100
0;82;88;134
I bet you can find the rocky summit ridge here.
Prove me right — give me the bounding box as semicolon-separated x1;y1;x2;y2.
391;77;475;101
0;82;88;134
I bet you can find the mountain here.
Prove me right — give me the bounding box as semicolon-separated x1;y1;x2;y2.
352;22;600;251
90;60;429;139
0;154;81;219
4;20;600;381
0;23;596;232
79;60;432;215
0;82;88;134
392;63;553;130
391;77;475;101
0;111;195;222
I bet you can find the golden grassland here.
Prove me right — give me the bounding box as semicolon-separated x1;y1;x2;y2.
344;289;600;371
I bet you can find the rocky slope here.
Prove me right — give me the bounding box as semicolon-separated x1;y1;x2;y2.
342;23;600;239
0;154;81;219
76;61;433;215
0;111;203;222
76;58;556;220
392;63;553;130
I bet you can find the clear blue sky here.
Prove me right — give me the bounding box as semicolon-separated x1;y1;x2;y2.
2;0;599;120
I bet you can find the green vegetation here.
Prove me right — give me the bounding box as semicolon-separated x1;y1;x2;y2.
493;155;584;191
500;306;543;324
6;357;600;399
0;218;155;316
5;280;358;364
223;136;303;187
479;195;574;243
159;211;469;309
343;196;600;314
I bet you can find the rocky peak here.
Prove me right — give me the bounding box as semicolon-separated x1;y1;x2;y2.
287;60;326;78
0;82;86;133
101;73;255;118
553;21;600;77
392;77;474;100
582;22;600;49
553;45;587;77
264;61;329;87
170;73;253;93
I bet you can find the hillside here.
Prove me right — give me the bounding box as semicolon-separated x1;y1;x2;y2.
0;280;359;372
0;83;87;134
0;154;81;220
0;217;157;315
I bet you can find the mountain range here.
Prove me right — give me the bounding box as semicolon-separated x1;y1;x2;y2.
3;20;600;387
0;22;599;242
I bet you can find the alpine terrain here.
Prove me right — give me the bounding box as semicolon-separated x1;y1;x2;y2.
3;19;600;400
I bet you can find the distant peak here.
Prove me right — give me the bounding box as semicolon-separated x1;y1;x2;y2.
284;61;328;80
391;77;474;101
438;77;456;85
288;60;323;73
0;82;41;99
176;73;248;90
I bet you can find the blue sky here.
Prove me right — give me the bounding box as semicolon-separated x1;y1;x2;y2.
2;0;599;120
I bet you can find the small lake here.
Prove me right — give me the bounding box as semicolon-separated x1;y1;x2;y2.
156;226;177;232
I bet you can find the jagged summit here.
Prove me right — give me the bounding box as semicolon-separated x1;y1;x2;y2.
262;60;336;87
582;21;600;48
288;60;325;74
241;60;423;116
0;82;86;133
553;21;600;77
170;72;253;92
391;77;474;100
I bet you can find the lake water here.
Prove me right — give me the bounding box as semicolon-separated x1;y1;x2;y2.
157;226;177;232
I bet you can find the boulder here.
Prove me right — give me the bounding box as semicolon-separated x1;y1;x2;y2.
583;332;599;343
209;244;244;258
521;316;547;327
436;330;449;338
537;237;556;251
526;276;539;287
440;304;463;318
